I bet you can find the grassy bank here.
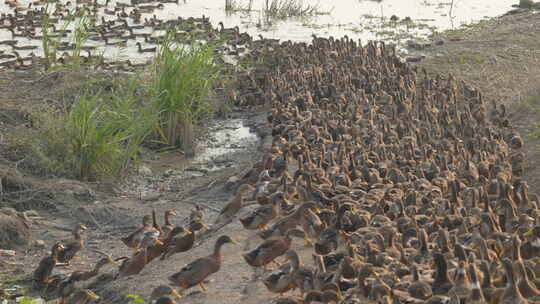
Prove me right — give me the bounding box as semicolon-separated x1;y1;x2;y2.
24;30;226;181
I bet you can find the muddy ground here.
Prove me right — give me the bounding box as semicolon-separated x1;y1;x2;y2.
1;9;540;304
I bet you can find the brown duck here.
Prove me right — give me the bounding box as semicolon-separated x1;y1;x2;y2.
147;226;190;263
168;235;236;295
121;215;153;251
33;242;65;289
500;258;528;304
117;231;163;278
432;252;454;295
243;228;305;271
58;224;88;264
161;221;208;260
215;184;253;222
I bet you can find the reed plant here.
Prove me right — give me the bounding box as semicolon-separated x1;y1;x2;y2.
225;0;254;13
262;0;324;19
152;28;222;156
42;1;93;70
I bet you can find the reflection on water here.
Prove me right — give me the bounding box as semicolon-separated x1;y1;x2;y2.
0;0;515;64
183;0;515;41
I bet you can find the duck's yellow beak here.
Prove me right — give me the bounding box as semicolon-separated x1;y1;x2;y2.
170;289;182;299
81;225;88;230
155;240;164;246
182;227;193;235
493;277;504;285
201;224;210;231
229;239;238;245
87;291;100;300
524;230;534;237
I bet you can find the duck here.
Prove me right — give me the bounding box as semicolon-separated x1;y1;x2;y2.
147;226;190;263
161;221;208;260
189;205;205;223
150;285;183;303
304;290;341;303
466;262;486;304
161;209;178;239
117;231;163;278
58;224;88;265
243;228;305;271
522;226;540;259
240;197;279;231
500;258;528;304
216;184;254;223
408;264;432;300
57;257;118;303
64;289;99;304
514;259;540;301
285;249;315;297
263;261;296;296
301;207;325;247
168;235;236;295
259;202;319;240
432;252;454;295
121;215;153;251
315;204;353;255
136;41;156;53
32;242;65;289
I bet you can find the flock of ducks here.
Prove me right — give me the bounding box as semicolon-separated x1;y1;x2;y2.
7;5;537;304
0;0;252;70
31;207;214;303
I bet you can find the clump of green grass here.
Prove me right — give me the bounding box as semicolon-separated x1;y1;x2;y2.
42;0;97;71
152;28;222;156
32;78;158;180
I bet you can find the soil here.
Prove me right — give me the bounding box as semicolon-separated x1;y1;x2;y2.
1;8;540;304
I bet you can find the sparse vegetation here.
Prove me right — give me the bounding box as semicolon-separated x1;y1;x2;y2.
225;0;254;13
41;1;97;71
262;0;329;20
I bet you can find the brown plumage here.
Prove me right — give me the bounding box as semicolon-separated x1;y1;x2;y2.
58;224;88;264
33;242;65;288
121;215;153;251
161;221;208;260
215;184;253;222
243;228;305;270
168;235;236;294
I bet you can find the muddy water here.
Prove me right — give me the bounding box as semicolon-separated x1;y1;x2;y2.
173;0;516;41
0;0;516;63
143;118;260;176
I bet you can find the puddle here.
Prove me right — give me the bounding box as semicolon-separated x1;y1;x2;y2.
142;118;259;175
194;118;259;166
0;0;517;64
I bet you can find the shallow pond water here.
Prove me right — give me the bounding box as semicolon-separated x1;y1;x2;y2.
174;0;516;41
0;0;516;63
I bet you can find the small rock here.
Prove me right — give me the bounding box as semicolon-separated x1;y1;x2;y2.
224;176;240;191
142;191;161;202
34;240;46;249
405;55;426;62
138;165;153;176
